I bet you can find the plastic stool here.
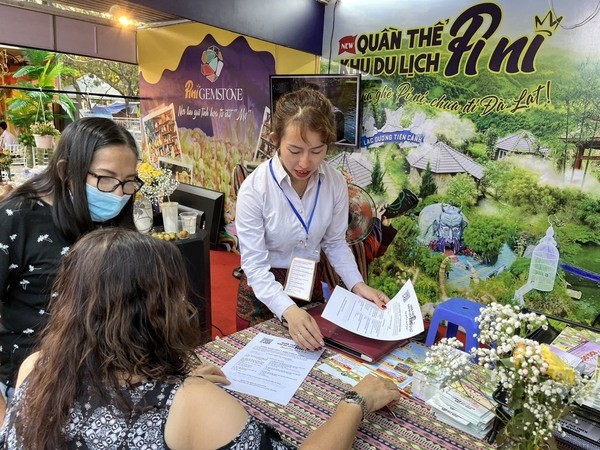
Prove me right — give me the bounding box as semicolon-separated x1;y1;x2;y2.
425;298;484;352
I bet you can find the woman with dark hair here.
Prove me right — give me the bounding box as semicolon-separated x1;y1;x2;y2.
236;88;389;350
1;228;400;449
0;117;142;416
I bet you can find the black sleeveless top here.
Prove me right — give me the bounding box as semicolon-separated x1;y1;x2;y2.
1;378;296;449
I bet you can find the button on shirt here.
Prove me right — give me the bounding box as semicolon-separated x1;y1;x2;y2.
235;155;363;319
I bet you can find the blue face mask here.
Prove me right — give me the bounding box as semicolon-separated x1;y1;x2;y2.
86;184;131;222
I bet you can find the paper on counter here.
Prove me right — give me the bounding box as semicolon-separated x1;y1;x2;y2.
222;333;324;405
322;279;424;341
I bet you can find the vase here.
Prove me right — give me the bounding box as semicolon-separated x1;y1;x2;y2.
25;146;34;168
33;134;54;149
150;196;163;228
133;196;153;234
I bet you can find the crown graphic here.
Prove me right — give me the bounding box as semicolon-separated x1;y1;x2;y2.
535;10;563;36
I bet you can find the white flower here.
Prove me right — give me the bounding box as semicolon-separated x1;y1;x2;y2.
425;302;593;448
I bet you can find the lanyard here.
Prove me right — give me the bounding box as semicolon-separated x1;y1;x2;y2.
269;159;321;242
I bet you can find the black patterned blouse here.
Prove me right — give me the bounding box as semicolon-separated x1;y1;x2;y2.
0;196;71;387
1;377;296;449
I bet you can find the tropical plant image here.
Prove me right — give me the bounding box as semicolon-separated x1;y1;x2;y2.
6;49;76;131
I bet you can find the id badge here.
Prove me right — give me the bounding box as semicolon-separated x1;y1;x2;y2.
284;240;320;302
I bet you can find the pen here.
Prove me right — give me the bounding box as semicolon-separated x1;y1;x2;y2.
384;405;398;419
397;387;411;399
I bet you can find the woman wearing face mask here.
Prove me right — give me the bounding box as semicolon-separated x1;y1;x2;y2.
0;117;142;420
236;88;389;351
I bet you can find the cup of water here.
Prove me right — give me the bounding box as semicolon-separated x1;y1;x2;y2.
161;202;179;233
179;211;198;234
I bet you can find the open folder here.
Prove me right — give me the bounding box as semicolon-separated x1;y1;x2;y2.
304;303;407;363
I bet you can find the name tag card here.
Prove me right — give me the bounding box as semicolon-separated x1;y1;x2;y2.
284;257;316;302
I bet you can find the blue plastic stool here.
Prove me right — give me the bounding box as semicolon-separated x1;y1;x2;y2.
425;298;484;352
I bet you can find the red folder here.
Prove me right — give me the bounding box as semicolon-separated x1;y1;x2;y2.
306;303;407;363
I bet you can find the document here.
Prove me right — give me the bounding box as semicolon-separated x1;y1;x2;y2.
321;279;424;341
222;333;324;405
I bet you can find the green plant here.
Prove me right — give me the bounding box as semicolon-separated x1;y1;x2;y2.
7;49;77;132
30;121;60;136
419;162;437;198
18;132;35;148
369;150;386;195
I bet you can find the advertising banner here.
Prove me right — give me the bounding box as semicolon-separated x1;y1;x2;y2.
321;0;600;325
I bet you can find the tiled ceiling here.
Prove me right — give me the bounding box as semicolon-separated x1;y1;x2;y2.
0;0;183;27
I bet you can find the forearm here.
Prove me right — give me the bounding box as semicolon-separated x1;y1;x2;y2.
300;402;362;450
0;393;6;425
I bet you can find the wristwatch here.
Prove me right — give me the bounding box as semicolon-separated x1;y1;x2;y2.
340;390;368;420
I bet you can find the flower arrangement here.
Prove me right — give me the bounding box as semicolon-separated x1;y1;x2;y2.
137;161;179;200
422;303;592;450
0;149;13;174
30;121;60;136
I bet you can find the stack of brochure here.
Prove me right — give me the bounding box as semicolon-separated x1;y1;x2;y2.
426;365;496;440
427;384;496;439
549;326;600;411
549;326;600;448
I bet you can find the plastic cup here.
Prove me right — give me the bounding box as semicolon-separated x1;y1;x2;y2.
161;202;179;233
179;211;198;234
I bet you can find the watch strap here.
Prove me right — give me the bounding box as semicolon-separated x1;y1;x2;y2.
340;390;368;420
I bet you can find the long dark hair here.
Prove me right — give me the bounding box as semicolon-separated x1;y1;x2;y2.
3;117;139;242
11;228;202;449
271;87;336;146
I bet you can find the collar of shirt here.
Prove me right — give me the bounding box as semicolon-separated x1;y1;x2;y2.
271;154;325;195
235;156;363;319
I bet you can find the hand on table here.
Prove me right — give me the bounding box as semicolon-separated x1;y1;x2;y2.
283;305;325;351
190;363;231;385
352;282;390;309
353;375;401;415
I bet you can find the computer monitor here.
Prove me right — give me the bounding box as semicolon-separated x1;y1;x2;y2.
270;74;361;147
170;182;224;250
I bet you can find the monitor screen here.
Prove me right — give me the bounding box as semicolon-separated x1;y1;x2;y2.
270;74;361;147
170;182;224;250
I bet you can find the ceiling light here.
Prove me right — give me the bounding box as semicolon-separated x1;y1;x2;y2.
109;5;134;27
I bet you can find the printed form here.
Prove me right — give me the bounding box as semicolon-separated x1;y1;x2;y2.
222;333;324;405
322;279;424;341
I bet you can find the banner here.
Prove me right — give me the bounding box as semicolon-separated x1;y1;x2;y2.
321;0;600;325
138;23;317;223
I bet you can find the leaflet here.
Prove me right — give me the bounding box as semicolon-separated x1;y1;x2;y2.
222;333;323;405
322;279;424;341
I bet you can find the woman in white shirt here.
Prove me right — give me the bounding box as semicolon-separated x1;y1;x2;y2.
0;122;18;148
235;88;389;351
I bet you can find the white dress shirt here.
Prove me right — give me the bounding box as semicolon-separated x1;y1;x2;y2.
236;154;364;319
0;130;18;148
